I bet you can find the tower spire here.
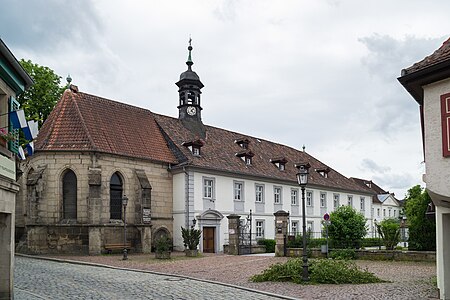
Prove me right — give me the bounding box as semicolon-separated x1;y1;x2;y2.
187;37;193;70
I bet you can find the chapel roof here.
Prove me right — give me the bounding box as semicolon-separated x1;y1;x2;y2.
402;37;450;75
154;113;371;194
36;87;177;164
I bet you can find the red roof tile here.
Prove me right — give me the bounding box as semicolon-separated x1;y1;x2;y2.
154;114;371;194
36;88;177;164
403;37;450;75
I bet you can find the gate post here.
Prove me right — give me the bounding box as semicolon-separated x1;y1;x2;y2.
274;210;289;257
227;214;241;255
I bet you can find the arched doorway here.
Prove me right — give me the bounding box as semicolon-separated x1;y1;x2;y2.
197;210;224;253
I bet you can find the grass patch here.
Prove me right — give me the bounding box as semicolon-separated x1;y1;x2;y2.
251;258;385;284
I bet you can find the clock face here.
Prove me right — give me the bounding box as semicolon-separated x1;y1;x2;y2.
187;106;196;116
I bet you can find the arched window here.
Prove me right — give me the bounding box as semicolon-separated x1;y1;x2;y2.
110;172;123;220
62;169;77;219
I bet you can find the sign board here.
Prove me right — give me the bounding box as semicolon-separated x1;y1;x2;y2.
142;208;151;224
323;213;330;221
0;155;15;180
229;229;235;235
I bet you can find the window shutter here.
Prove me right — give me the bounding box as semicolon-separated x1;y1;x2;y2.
8;96;20;154
441;93;450;157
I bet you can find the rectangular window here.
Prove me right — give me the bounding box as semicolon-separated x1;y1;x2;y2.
377;208;380;217
274;186;282;204
203;178;214;199
233;181;243;201
306;191;313;206
394;210;396;217
347;195;353;207
333;194;340;209
389;208;391;217
440;93;450;157
291;221;299;235
360;197;365;211
256;220;265;238
307;221;314;233
320;192;326;208
383;209;386;217
255;184;264;203
291;188;298;205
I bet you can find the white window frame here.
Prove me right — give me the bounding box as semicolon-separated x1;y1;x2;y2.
203;177;215;200
291;188;299;205
333;193;340;209
347;195;353;207
255;184;265;203
256;220;265;238
360;197;365;211
320;192;326;208
306;190;313;207
291;221;299;235
233;181;244;201
274;186;282;204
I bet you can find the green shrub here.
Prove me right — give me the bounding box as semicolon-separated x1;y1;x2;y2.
328;206;367;249
361;238;382;248
154;236;171;254
330;249;356;260
181;227;202;250
309;238;327;248
376;218;400;250
257;239;276;253
251;258;384;284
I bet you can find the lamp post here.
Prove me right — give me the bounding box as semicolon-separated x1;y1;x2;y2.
192;218;197;229
296;163;310;282
122;195;129;260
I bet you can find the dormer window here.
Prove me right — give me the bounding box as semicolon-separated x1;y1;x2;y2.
236;150;254;166
182;139;204;156
365;181;372;188
316;167;330;178
234;138;250;149
270;157;288;171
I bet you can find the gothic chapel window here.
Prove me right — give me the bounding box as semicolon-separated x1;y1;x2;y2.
110;172;123;220
62;169;77;220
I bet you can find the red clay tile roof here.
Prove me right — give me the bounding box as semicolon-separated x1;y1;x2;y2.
36;88;177;164
403;37;450;75
154;114;371;194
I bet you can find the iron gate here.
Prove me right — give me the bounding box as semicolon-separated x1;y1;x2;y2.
238;211;252;255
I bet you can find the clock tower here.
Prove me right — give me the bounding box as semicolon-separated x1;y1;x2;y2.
176;39;206;138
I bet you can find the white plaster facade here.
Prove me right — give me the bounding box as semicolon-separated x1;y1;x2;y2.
172;169;373;252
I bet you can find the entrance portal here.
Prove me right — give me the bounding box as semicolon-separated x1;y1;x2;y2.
203;227;215;253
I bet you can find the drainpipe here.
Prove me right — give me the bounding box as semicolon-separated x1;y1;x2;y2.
183;167;190;228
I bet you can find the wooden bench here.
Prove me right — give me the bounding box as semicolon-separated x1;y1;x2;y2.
104;243;132;254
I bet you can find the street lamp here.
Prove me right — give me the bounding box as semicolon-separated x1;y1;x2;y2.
296;163;310;281
122;195;129;260
192;218;197;229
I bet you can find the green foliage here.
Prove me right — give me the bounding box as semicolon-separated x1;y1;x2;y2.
404;185;436;251
154;236;171;253
376;218;400;250
360;238;382;248
287;235;327;249
251;258;384;284
257;239;276;253
181;227;201;250
17;59;65;128
328;206;367;249
329;249;356;260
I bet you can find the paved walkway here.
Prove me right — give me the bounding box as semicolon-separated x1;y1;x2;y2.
14;256;288;300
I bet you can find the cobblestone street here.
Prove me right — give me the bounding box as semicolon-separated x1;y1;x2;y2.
14;256;288;300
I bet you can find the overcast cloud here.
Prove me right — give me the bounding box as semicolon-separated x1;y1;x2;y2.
2;0;449;198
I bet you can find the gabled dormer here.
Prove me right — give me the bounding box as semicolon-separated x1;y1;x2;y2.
316;167;330;178
234;137;250;149
270;157;288;171
182;139;204;156
235;150;254;165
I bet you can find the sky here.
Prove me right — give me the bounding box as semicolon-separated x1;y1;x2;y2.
2;0;450;198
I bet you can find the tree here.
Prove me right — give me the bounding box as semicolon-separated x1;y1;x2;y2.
376;218;400;250
328;205;367;249
17;59;65;127
404;185;436;251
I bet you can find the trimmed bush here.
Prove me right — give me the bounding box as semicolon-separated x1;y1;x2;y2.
361;238;382;248
330;249;356;260
251;258;384;284
257;239;276;253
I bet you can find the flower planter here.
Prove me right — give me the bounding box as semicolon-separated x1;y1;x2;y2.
185;249;198;257
155;251;171;259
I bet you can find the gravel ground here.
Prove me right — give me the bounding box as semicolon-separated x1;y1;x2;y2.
38;252;438;300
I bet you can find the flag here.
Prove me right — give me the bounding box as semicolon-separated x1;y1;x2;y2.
18;147;26;160
9;109;27;129
26;142;34;156
28;120;39;139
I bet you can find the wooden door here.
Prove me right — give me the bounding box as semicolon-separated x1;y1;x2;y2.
203;227;215;253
